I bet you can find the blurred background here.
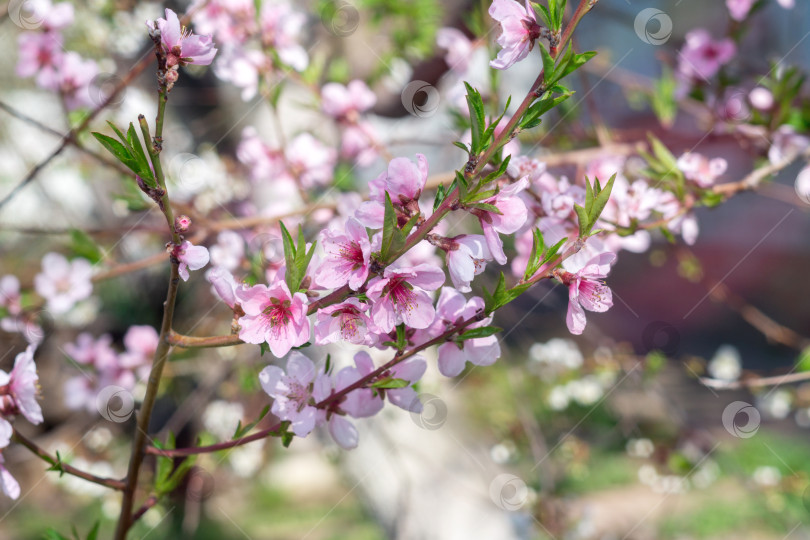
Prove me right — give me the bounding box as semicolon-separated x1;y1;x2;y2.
1;0;810;538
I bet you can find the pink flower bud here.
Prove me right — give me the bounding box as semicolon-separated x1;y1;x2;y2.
175;214;191;232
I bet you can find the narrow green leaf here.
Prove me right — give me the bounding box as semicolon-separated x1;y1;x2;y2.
126;123;155;184
574;204;590;237
457;326;502;341
379;192;398;260
464;82;486;154
557;50;597;81
540;45;556;87
452;141;470;154
541;237;566;265
465;202;502;214
233;404;271;439
92;132;137;172
523;227;545;281
589;173;616;225
69;228;103;264
370;377;409;389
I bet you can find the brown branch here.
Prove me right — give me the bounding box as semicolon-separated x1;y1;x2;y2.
701;370;810;390
12;429;125;490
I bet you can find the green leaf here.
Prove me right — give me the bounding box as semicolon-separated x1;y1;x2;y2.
483;273;530;313
433;184;447;211
589;172;616;226
379;192;398;260
465;202;502;214
533;3;552;28
233;404;271;439
69;228;103;264
479;154;511;188
125;123;154;184
457;326;502;341
556;50;597;81
540;45;556;87
574;204;590;237
464;82;486;154
520;91;574;130
92;132;136;172
86;522;100;540
452;141;470;154
370;377;410;389
259;342;271;356
523;227;545;281
541;237;566;265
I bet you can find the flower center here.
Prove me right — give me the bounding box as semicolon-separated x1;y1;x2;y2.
386;278;415;311
338;241;364;269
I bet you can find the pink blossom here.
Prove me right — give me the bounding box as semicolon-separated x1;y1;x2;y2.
0;424;17;498
334;352;384;420
285;133;336;189
314;298;375;345
386;356;427;412
430;288;500;377
119;325;158;372
259;2;308;71
507;155;547;184
316;218;370;290
340;122;379;166
34;252;93;315
65;333;119;371
677;30;736;83
445;235;492;293
52;52;99;111
0;345;43;425
749;87;774;110
557;251;615;335
0;276;21;317
366;264;445;333
209;230;245;271
24;0;74;31
259;352;329;437
437;27;474;73
0;451;19;500
727;0;755;20
207;266;240;308
173;241;210;281
236;280;310;357
237;127;285;180
474;177;530;265
149;8;218;67
540;176;585;220
355;154;428;228
213;47;269;101
321;80;376;119
16;32;63;84
489;0;541;70
677;153;727;187
190;0;255;45
768;125;810;164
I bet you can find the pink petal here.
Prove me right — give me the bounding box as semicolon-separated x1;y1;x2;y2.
329;415;359;449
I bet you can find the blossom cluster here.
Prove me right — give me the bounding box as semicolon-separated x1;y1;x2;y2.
63;325;159;413
15;0;98;111
0;346;44;499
